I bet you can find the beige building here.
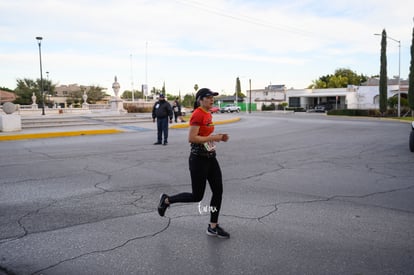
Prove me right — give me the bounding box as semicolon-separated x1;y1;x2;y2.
54;84;91;97
249;84;287;109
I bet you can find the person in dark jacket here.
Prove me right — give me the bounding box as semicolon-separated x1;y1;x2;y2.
172;97;186;123
152;94;173;145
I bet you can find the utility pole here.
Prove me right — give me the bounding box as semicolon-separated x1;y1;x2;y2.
36;36;45;115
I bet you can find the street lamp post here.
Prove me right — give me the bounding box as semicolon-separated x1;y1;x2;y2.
374;33;401;117
36;36;45;115
46;71;49;107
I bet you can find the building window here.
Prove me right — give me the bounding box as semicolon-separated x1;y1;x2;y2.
289;97;300;107
326;97;336;104
373;95;379;104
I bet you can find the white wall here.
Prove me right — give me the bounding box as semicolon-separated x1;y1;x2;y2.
349;85;399;109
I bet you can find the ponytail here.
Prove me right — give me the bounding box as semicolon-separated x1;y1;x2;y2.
193;97;200;111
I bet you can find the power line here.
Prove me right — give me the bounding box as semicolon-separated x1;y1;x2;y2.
174;0;316;38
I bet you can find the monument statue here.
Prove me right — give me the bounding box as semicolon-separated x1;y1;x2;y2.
82;91;89;109
110;76;125;113
112;76;120;98
31;92;38;109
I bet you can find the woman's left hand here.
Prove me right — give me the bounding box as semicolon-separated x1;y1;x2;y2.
220;134;229;142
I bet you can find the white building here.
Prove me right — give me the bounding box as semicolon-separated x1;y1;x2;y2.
247;78;408;111
248;84;286;110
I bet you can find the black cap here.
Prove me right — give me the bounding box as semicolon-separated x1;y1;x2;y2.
159;94;165;98
196;88;219;100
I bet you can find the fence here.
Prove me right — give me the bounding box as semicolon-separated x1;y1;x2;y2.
2;101;157;116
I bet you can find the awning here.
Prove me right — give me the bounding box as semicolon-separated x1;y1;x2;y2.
288;92;349;98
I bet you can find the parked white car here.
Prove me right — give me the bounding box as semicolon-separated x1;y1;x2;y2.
220;104;240;113
180;107;190;116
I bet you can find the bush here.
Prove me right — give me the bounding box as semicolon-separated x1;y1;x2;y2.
126;105;152;113
276;104;284;110
287;107;306;112
262;103;276;111
327;109;398;117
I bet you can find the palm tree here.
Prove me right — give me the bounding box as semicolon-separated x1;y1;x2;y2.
379;29;388;116
408;24;414;117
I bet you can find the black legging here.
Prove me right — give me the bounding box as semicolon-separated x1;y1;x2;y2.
168;153;223;223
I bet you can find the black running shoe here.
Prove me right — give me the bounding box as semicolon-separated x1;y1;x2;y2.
157;194;169;217
206;224;230;238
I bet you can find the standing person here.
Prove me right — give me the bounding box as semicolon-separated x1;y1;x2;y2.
157;88;230;238
152;94;173;145
172;97;186;123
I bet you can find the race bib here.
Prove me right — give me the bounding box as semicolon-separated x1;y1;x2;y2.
203;141;216;152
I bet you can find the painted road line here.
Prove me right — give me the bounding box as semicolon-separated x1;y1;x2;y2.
0;129;124;141
119;125;152;132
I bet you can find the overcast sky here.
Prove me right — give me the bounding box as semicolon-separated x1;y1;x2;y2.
1;0;413;96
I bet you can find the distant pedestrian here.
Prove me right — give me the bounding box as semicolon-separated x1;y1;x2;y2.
152;94;173;145
157;88;230;238
172;97;186;123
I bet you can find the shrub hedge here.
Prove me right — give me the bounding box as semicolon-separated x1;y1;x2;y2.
126;105;152;113
327;109;399;117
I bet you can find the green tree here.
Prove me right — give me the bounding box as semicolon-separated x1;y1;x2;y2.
42;79;56;96
309;79;327;89
309;68;368;88
334;68;367;85
166;93;175;101
235;77;246;98
85;86;106;104
65;85;105;106
150;87;161;98
0;87;14;92
408;24;414;117
121;90;143;100
161;81;166;95
183;93;196;108
13;78;56;105
190;84;199;108
379;29;388;115
388;96;408;109
66;90;82;107
14;78;38;105
236;77;241;96
327;75;348;88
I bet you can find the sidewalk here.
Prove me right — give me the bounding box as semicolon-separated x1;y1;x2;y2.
0;113;241;141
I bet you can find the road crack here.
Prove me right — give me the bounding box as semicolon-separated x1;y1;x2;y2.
31;218;171;275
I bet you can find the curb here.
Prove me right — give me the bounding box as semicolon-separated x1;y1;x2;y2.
328;115;413;124
0;129;124;142
0;116;241;141
169;117;241;129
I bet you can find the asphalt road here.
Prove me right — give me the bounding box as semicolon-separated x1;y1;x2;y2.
0;113;413;275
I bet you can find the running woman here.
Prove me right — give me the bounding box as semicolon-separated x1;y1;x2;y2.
157;88;230;238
